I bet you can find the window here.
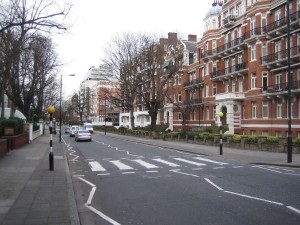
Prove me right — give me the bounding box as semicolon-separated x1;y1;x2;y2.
251;130;257;136
206;107;210;120
261;13;266;33
213;83;217;95
236;4;242;16
275;40;281;60
251;16;256;35
275;9;281;26
205;85;209;97
262;42;267;63
251;44;256;60
262;131;269;136
178;92;182;102
178;75;182;85
262;101;269;118
275;131;282;138
275;73;282;90
262;71;268;92
178;112;182;120
232;81;236;92
252;102;257;118
276;99;282;118
225;82;230;93
251;73;257;89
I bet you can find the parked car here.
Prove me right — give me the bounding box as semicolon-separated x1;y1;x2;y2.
65;127;70;134
83;123;94;133
69;125;79;137
75;129;92;142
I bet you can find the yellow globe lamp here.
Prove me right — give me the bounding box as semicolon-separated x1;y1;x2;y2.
47;106;55;114
218;111;223;118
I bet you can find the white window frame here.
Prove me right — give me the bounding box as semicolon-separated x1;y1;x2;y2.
252;102;257;118
251;44;256;61
262;101;269;118
251;73;257;89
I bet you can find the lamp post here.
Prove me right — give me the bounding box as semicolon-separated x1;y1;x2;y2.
60;74;75;142
219;111;224;155
47;106;55;171
286;0;292;163
104;94;107;135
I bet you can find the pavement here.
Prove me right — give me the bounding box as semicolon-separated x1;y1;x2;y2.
0;131;299;225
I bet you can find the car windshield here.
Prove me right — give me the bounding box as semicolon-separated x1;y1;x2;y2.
85;125;92;129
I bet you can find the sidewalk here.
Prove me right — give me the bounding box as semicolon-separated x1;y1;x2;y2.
0;133;80;225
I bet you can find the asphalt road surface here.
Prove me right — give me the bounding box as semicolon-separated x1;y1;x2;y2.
63;132;300;225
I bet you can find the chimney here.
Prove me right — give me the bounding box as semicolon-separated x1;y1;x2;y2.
188;34;197;42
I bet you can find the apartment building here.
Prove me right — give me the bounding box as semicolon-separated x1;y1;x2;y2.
120;0;300;138
194;0;300;137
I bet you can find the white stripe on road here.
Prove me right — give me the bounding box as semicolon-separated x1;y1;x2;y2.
89;161;106;172
132;159;159;169
224;191;284;206
287;206;300;215
173;158;206;166
152;158;181;167
194;157;228;165
110;160;134;170
204;178;224;191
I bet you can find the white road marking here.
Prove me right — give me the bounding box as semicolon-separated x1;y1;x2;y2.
173;158;206;166
152;158;181;167
286;206;300;214
146;170;158;173
213;167;225;170
253;165;282;174
122;172;135;174
132;159;159;169
204;178;224;191
170;169;201;177
110;160;134;170
97;173;110;176
77;177;121;225
224;191;284;206
194;157;228;165
89;161;106;172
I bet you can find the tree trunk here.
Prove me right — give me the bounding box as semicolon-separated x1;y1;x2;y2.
130;110;135;129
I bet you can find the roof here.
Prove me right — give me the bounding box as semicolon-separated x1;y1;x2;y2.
182;40;197;52
204;5;222;19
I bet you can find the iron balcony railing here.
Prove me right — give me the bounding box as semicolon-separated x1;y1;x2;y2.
183;99;203;106
211;62;248;78
260;45;300;64
265;10;300;33
183;78;204;88
262;80;300;93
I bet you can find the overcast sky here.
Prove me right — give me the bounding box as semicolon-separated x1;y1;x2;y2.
53;0;213;96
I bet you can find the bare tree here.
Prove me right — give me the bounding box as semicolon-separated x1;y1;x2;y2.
103;32;151;129
139;39;184;130
0;0;71;120
0;0;71;34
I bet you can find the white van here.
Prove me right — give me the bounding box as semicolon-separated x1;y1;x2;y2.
83;123;94;133
69;125;79;137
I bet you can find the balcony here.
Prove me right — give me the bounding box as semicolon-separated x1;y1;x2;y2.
200;49;217;62
260;45;300;69
183;78;204;90
243;27;266;43
266;10;300;37
183;99;203;107
261;81;300;95
223;15;236;28
215;92;245;101
217;36;247;57
211;62;248;80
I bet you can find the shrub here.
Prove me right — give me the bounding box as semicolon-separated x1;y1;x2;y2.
246;135;258;143
293;138;300;145
265;136;279;144
232;134;242;143
0;117;24;135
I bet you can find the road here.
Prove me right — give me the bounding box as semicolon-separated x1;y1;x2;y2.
63;132;300;225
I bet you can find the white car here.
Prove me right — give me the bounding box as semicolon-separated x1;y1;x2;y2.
69;125;79;137
75;129;92;142
83;123;94;133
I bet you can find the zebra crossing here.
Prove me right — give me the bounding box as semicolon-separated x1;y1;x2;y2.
88;156;231;175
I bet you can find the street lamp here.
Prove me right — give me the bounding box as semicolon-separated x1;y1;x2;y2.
286;0;292;163
212;0;223;6
104;94;107;135
60;74;75;142
47;106;55;171
218;111;224;155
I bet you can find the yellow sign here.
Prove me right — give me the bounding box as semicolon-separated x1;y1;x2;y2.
47;106;55;114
